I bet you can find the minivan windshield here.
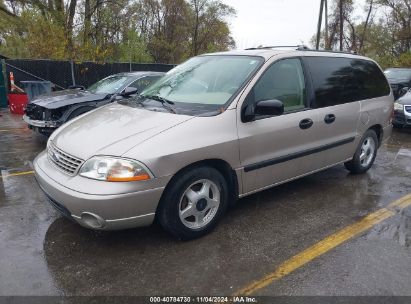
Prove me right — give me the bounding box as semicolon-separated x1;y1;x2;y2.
88;76;129;94
384;69;411;80
140;55;263;115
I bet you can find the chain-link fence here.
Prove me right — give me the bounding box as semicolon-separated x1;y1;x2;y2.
4;59;175;91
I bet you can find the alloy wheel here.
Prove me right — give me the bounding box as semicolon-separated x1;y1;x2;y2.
178;179;221;229
359;136;376;168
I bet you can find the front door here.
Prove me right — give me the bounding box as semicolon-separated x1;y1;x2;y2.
237;58;322;194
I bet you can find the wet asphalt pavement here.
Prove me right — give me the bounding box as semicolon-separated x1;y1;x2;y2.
0;109;410;296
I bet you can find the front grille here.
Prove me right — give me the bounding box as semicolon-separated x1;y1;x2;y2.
25;103;45;120
405;106;411;113
47;143;83;176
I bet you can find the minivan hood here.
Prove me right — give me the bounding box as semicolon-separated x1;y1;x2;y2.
51;103;193;160
32;89;109;109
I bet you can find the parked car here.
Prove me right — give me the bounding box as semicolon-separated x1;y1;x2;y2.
384;68;411;100
393;89;411;128
23;71;164;135
34;48;393;240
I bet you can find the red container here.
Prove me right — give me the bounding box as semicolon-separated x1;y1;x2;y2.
8;93;29;115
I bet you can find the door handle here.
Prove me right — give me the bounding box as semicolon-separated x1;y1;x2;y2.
299;118;313;130
324;114;336;124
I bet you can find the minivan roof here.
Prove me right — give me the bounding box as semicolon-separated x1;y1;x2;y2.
206;49;371;61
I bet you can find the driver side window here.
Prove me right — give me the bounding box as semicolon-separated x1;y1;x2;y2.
249;58;307;113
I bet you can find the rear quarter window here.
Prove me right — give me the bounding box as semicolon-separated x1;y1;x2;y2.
350;59;390;99
305;57;390;108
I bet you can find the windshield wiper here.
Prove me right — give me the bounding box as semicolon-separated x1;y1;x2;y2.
143;95;175;105
142;94;176;113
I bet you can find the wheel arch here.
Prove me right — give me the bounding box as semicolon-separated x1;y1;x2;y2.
159;159;240;209
368;124;383;147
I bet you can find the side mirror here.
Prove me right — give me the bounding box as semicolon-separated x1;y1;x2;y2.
255;99;285;116
399;87;409;98
121;86;138;97
243;99;284;122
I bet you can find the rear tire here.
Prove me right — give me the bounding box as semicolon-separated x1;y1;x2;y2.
157;166;229;240
344;129;378;174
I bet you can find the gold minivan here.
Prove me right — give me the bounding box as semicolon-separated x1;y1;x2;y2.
34;47;394;239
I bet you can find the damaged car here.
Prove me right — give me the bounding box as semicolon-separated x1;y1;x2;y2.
23;71;164;136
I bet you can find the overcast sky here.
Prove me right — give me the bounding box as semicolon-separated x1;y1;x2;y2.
221;0;367;50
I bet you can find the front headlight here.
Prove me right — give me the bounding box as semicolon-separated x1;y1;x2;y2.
79;156;153;182
394;102;404;111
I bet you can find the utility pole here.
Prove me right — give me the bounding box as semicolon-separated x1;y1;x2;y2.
129;39;132;72
339;0;343;51
70;60;76;87
316;0;325;50
325;0;328;49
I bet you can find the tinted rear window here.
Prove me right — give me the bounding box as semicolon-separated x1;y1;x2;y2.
305;57;390;108
351;59;391;99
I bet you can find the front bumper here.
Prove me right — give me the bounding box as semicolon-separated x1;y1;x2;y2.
23;114;60;128
34;151;167;230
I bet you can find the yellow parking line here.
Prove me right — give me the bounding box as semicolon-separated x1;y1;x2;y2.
389;193;411;209
234;194;411;296
0;171;34;178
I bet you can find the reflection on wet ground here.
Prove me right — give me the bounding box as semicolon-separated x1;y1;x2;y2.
0;110;410;296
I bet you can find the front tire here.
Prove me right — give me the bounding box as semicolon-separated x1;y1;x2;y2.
157;167;229;240
344;129;378;174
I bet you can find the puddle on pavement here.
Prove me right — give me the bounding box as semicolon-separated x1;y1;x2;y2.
367;208;411;247
0;165;36;208
394;149;411;173
398;148;411;158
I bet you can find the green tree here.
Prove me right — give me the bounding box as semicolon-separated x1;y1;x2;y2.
0;0;236;63
119;30;154;63
189;0;236;56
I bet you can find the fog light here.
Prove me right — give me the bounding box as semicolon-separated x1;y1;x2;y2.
80;212;105;229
